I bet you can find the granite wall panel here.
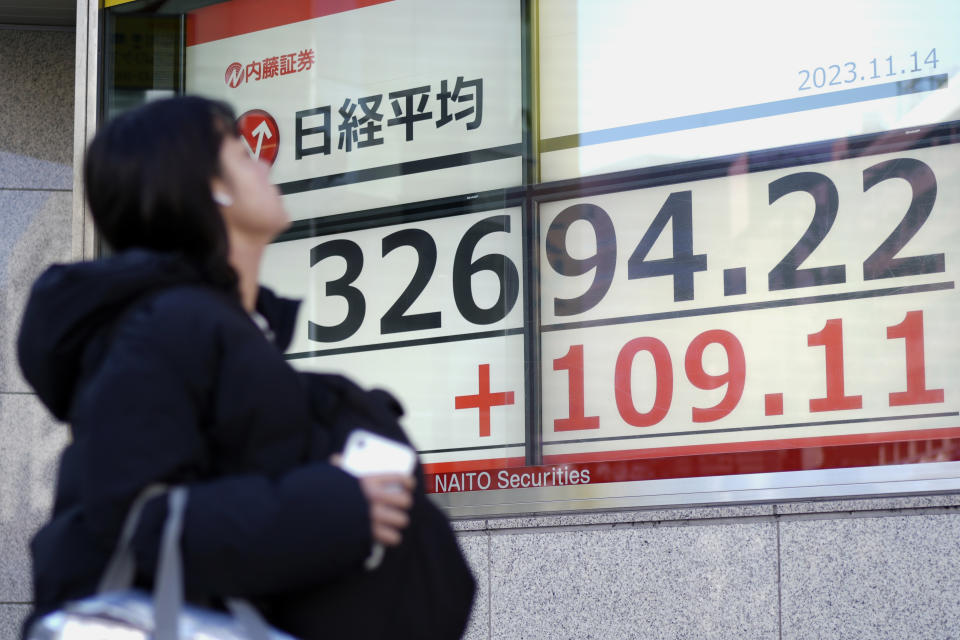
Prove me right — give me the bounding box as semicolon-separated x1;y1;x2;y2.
0;605;31;640
0;29;74;190
457;533;490;640
0;190;72;392
0;26;76;624
488;521;780;640
0;393;68;602
780;513;960;640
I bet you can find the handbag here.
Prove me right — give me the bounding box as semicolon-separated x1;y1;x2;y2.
27;485;297;640
282;373;476;640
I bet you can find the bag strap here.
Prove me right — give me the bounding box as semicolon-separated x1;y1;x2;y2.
97;484;168;593
154;487;187;640
97;485;277;640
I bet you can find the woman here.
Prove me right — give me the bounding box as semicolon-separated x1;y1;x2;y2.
17;96;474;638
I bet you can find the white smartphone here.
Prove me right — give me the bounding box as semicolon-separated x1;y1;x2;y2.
340;429;417;571
341;429;417;477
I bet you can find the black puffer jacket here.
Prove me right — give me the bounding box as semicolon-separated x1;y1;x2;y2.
17;250;377;634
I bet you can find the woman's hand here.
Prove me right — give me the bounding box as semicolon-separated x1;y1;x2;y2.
331;453;415;546
358;473;415;546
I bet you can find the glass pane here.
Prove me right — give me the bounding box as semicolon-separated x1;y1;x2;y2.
102;0;530;482
538;0;960;181
99;0;960;513
102;11;182;118
535;137;960;485
184;0;523;219
488;0;960;510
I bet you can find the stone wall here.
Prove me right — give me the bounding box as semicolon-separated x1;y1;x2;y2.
0;27;75;639
455;494;960;639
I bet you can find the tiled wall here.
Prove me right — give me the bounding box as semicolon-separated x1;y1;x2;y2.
454;494;960;639
0;28;74;639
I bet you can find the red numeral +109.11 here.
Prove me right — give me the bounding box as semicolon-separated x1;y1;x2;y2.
552;310;943;431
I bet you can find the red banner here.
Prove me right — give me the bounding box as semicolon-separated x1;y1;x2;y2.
424;427;960;493
187;0;395;47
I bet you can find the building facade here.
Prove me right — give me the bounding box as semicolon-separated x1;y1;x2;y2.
2;1;960;638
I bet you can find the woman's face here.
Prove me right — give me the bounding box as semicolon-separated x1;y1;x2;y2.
212;134;290;241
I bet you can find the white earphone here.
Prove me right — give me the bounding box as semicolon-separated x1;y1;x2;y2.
212;191;234;207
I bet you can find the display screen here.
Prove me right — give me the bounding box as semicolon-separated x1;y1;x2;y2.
103;0;960;512
534;144;959;476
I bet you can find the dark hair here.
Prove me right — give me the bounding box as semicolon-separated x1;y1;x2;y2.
84;95;240;292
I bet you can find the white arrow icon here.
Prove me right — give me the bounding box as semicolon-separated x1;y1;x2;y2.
242;120;273;159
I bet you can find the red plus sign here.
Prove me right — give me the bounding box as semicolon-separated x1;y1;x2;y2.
455;364;515;437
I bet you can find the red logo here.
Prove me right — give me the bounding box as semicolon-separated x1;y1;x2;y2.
224;62;244;88
236;109;280;167
224;50;315;89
